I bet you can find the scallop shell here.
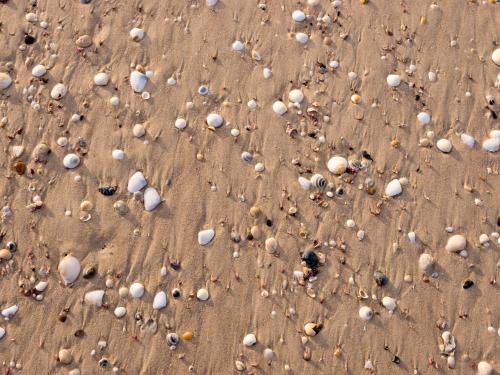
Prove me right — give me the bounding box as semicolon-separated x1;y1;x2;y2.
417;112;431;125
94;72;109;86
129;28;145;42
288;89;304;104
58;255;81;285
385;179;402;197
130;70;148;93
114;307;126;318
272;101;287;116
198;229;215;245
382;296;396;312
129;282;144;298
460;133;475;148
492;48;500;67
127;171;147;193
144;187;161;211
292;10;306;22
386;74;401;87
310;174;326;188
358;306;373;321
206;113;223;128
152;291;167;310
265;237;278;253
445;234;466;253
482;138;499;153
298;176;312;190
51;83;67;99
31;64;47;77
84;290;105;307
243;333;257;346
0;72;12;90
196;288;209;301
63;153;80;169
327;156;348;175
295;32;309;44
436;139;452;153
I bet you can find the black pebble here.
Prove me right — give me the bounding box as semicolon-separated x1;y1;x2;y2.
98;186;117;196
170;261;181;271
6;241;16;252
374;271;388;286
463;280;474;289
246;233;254;241
415;94;420;101
24;35;36;45
392;356;401;365
266;219;273;227
80;0;92;3
302;250;319;269
362;150;373;161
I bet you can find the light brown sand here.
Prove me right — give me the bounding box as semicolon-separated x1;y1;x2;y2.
0;0;499;374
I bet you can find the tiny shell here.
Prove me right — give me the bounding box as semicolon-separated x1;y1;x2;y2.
129;282;144;298
175;118;187;130
153;291;167;310
241;151;253;162
265;237;278;253
206;113;223;128
114;307;126;318
130;28;145;42
232;40;244;52
327;156;348;175
84;290;105;307
181;331;194;341
263;68;272;79
33;143;51;162
243;333;256;346
298;176;312;190
492;48;500;66
94;72;109;86
478;361;493;375
63;153;80;169
350;94;361;104
436;139;452;153
382;296;396;312
272;101;287;116
31;64;47;77
445;234;466;253
418;253;434;273
144;187;161;211
254;162;265;172
292;10;306;22
417;112;431;125
58;255;81;285
196;288;209;301
166;333;180;347
133;123;145;137
127;171;147;193
288;89;304;104
310;174;326;188
207;0;218;6
76;35;92;48
461;133;475;148
130;70;148;93
304;322;319;336
386;74;401;87
263;348;274;362
35;281;48;292
295;32;309;44
385;179;402;197
359;306;373;321
482;138;499;152
0;72;12;90
112;149;124;160
51;83;67;99
198;229;215;245
408;232;416;243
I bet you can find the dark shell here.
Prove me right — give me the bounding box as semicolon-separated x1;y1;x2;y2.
98;358;109;368
6;241;16;252
166;332;179;346
302;250;319;269
374;271;388;286
98;186;117;196
24;35;36;45
82;265;96;279
462;280;474;289
13;160;26;175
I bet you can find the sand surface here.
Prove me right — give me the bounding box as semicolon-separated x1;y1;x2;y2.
0;0;499;374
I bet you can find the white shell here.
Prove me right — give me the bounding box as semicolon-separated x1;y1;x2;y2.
35;281;48;292
263;348;274;362
129;28;145;42
230;128;240;137
254;163;265;172
12;145;24;157
207;0;218;6
478;361;493;375
461;133;475;148
175;118;187;130
428;71;437;82
153;291;167;310
298;176;312;190
386;74;401;87
198;229;215;245
232;40;244;52
84;290;105;307
408;232;416;243
144;187;161;211
133;123;145;137
243;333;257;346
382;296;396;312
265;237;278;253
62;153;80;169
110;96;120;106
112;149;124;160
292;10;306;22
385;179;402;197
114;307;126;318
0;327;4;340
58;255;81;285
57;137;68;147
263;68;272;79
436;139;452;153
0;72;12;90
418;253;434;274
31;64;47;77
51;83;67;99
288;89;304;104
247;99;257;109
479;233;489;245
492;48;500;66
445;234;466;253
196;288;209;301
417;112;431;125
295;32;309;44
327;156;348;175
129;282;145;298
272;101;287;116
206;113;223;128
127;171;147;193
130;70;148;93
94;72;109;86
1;305;18;319
482;138;499;152
490;130;500;140
359;306;373;321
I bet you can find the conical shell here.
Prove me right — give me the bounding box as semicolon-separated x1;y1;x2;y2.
130;70;147;93
198;229;215;245
206;113;223;128
51;83;67;99
153;291;167;310
327;156;348;175
127;171;147;193
58;255;81;285
144;187;161;211
84;290;105;307
385;179;402;197
0;72;12;90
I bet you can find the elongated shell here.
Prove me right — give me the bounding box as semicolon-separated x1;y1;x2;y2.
144;187;161;211
58;255;81;285
310;174;326;188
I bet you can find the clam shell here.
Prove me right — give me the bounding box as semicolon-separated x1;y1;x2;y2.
292;10;306;22
144;187;161;211
130;70;148;93
382;296;396;312
478;361;493;375
175;118;187;130
58;255;81;285
196;288;209;301
288;89;304;104
304;322;318;336
385;179;402;197
417;112;431;125
482;138;499;152
263;348;274;362
232;40;244;52
206;113;223;128
0;249;12;260
386;74;401;87
243;333;256;346
241;151;253;162
31;64;47;77
94;72;109;86
84;290;105;307
310;174;326;188
0;327;4;340
298;176;312;190
295;32;309;44
492;48;500;66
273;101;288;116
436;139;452;153
1;305;18;319
358;306;373;321
114;306;126;318
152;291;167;310
63;153;80;169
327;156;348;175
35;281;48;292
198;229;215;245
127;171;147;193
129;282;144;298
129;28;145;42
51;83;67;99
0;72;12;90
460;133;475;148
76;35;92;48
265;237;278;253
445;234;466;253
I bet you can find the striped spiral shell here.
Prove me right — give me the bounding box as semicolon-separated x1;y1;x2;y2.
310;174;327;188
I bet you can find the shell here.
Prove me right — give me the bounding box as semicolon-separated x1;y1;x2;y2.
263;348;274;362
241;151;253;162
33;143;51;162
374;271;388;286
243;333;257;346
417;112;431;125
445;234;466;253
51;83;67;99
58;349;73;365
292;10;306;22
254;162;265;172
418;253;434;274
491;129;500;140
382;296;396;312
35;281;48;292
206;113;223;128
298;176;312;190
114;307;126;318
130;28;145;42
130;70;148;93
272;101;287;116
232;40;244;52
358;306;373;321
386;74;401;87
132;123;145;137
175;118;187;130
0;249;12;260
76;35;92;48
196;288;209;301
181;331;194;341
207;0;218;6
350;94;361;104
94;72;109;86
265;237;278;253
166;333;180;346
295;32;309;44
263;68;272;79
0;327;4;340
385;179;402;197
198;229;215;245
112;149;124;160
310;174;326;188
482;138;499;152
1;305;18;319
461;133;475;148
0;72;12;90
288;89;304;104
144;187;161;211
492;48;500;66
478;361;493;375
327;156;348;175
129;282;144;298
127;171;147;193
58;255;81;285
304;322;320;336
152;291;167;310
436;139;452;153
63;153;80;169
32;64;47;77
84;290;105;307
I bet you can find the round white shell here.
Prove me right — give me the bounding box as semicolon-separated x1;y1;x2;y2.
263;68;272;79
127;171;147;193
130;28;145;42
295;32;309;44
58;255;81;285
51;83;67;99
482;138;499;152
359;306;373;321
112;149;124;160
85;290;105;307
0;72;12;90
153;291;167;310
327;156;348;175
129;282;145;298
382;296;396;312
94;72;109;86
207;0;218;6
32;64;47;78
288;89;304;104
419;253;434;274
492;48;500;67
206;113;223;128
243;333;257;346
292;10;306;22
198;229;215;245
114;306;126;318
144;187;161;211
272;101;287;116
130;70;148;93
63;153;80;169
175;118;187;130
436;139;452;153
490;130;500;140
445;234;466;253
232;40;244;52
196;288;209;301
386;74;401;87
460;133;475;148
417;112;431;125
385;179;402;197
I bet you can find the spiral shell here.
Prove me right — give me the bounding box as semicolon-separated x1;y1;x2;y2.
310;174;326;188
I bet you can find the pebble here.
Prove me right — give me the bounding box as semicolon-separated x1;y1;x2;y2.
0;327;4;340
263;348;274;362
298;176;313;190
129;283;144;298
62;154;80;169
445;234;466;253
196;288;209;301
265;237;278;253
418;253;434;274
231;40;244;52
263;68;272;79
0;72;12;90
84;290;105;307
461;133;475;148
382;296;396;312
0;249;12;260
207;0;218;7
254;162;265;172
198;229;215;245
242;333;256;346
110;96;120;106
76;35;92;48
288;89;304;104
482;138;499;152
436;139;452;153
118;287;129;298
130;28;145;42
58;255;81;285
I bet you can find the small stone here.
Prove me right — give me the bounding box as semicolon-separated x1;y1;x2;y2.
181;331;194;341
130;28;145;42
417;112;431;125
302;250;319;269
118;287;128;298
